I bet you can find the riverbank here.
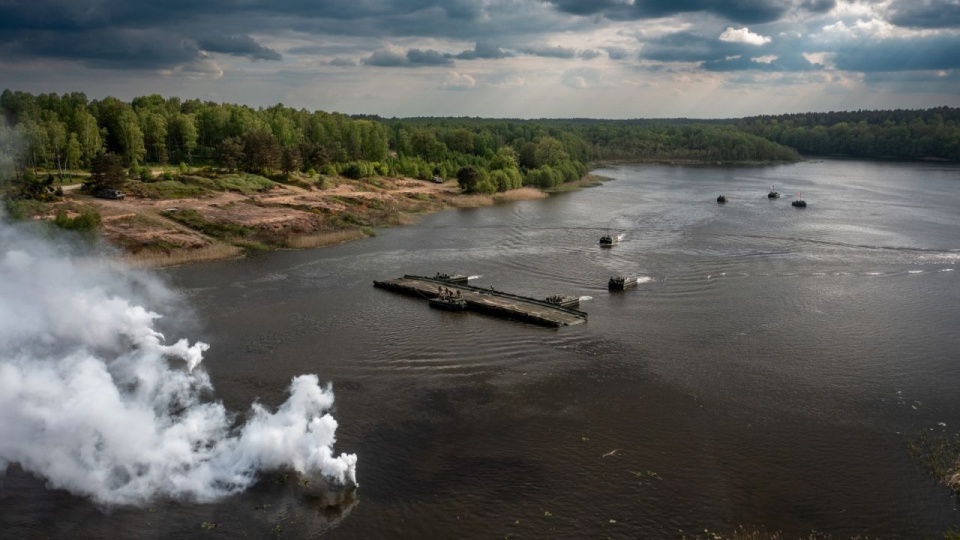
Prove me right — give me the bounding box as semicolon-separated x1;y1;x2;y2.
47;175;591;268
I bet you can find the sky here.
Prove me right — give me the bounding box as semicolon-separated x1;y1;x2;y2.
1;0;959;119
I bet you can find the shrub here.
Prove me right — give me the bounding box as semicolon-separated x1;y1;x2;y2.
54;209;102;232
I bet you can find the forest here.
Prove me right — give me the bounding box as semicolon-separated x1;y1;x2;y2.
1;89;957;204
735;107;960;161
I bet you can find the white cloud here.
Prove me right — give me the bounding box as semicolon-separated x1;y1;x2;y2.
719;27;772;46
440;71;477;90
803;51;834;68
752;55;778;64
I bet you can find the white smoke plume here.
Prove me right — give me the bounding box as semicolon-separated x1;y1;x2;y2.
0;222;357;506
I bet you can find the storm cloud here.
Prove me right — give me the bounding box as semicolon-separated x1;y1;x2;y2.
543;0;828;24
886;0;960;29
0;0;957;117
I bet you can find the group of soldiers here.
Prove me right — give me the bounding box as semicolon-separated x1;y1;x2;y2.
437;286;462;300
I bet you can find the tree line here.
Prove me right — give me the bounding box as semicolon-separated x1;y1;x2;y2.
9;91;954;201
735;107;960;161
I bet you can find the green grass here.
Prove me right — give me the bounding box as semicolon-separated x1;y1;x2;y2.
127;180;210;199
166;208;255;240
3;199;49;220
208;173;275;194
126;173;274;199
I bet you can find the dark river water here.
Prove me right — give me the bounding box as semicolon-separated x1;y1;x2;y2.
3;159;960;538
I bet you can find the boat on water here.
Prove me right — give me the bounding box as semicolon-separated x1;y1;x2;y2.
432;272;469;284
768;186;780;198
599;233;623;247
792;192;807;208
717;195;727;203
429;296;467;311
608;276;638;290
544;295;580;308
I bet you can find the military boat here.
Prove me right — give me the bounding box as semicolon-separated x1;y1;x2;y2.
429;296;467;311
608;276;638;290
432;273;469;284
717;195;727;203
792;192;807;207
544;295;580;308
599;233;624;247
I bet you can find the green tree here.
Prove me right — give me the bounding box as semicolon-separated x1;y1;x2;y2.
217;136;244;172
66;133;81;177
88;153;126;190
456;165;481;192
241;129;280;173
167;113;198;164
139;110;168;164
71;109;103;167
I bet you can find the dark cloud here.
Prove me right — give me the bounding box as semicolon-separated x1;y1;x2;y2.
2;0;958;88
406;48;454;65
362;48;407;67
577;49;602;60
832;36;960;72
544;0;806;24
644;29;826;73
455;42;511;60
362;47;453;67
886;0;960;29
197;32;281;61
518;45;577;58
440;0;485;19
605;46;630;60
641;31;748;63
8;28;208;70
799;0;835;14
541;0;618;16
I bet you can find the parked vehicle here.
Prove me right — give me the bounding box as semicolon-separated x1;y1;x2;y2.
94;188;125;200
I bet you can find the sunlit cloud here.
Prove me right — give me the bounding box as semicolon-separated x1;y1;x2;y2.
440;70;477;90
719;27;773;46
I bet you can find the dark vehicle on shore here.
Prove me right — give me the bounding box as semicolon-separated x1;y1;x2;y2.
608;276;638;290
94;188;125;200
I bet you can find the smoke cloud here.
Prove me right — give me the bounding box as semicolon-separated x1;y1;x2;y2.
0;221;357;506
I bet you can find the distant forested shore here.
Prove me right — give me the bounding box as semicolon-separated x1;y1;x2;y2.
1;89;957;204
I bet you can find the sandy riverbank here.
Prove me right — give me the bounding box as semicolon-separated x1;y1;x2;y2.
56;176;553;268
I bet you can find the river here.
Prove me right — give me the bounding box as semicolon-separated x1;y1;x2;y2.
3;159;959;538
